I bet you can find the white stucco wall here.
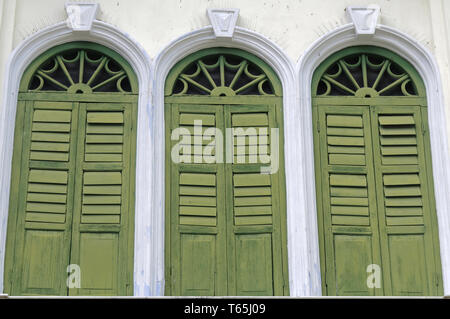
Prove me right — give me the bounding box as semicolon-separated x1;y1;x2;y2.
5;0;437;58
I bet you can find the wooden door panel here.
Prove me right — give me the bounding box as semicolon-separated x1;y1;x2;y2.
235;234;273;296
77;232;119;295
180;234;216;296
387;235;429;296
333;234;374;296
20;230;67;295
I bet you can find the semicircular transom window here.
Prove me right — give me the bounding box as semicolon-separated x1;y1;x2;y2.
315;53;418;97
171;54;275;96
28;48;132;93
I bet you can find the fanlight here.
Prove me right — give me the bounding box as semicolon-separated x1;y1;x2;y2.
316;53;418;97
28;48;132;93
171;54;275;96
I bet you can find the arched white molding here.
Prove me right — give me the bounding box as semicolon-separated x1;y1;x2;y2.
297;23;450;295
0;20;152;295
150;26;313;295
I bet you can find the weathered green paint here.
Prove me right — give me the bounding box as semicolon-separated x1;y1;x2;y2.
4;42;138;296
164;48;289;296
312;46;443;296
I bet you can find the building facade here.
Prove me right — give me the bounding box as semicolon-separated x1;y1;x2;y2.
1;0;450;296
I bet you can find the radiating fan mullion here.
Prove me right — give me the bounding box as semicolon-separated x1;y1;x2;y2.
378;75;409;95
91;70;126;91
56;55;75;86
372;60;389;91
180;74;212;94
362;54;368;88
86;57;108;87
323;74;356;95
79;50;85;84
228;61;246;91
36;70;69;90
198;61;217;89
219;56;225;87
339;60;360;90
234;75;265;95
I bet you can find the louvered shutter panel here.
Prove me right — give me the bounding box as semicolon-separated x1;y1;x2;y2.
227;105;284;296
69;102;134;296
315;106;382;296
12;101;75;295
170;104;227;296
371;106;439;295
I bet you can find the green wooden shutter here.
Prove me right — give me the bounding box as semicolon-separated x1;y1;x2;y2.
314;106;382;296
164;48;288;296
69;102;135;296
5;42;138;296
169;104;227;296
166;101;288;296
5;100;136;296
314;104;443;296
371;106;441;295
226;105;285;296
312;46;443;296
9;100;77;295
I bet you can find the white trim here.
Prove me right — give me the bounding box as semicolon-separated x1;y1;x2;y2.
345;5;380;36
297;23;450;295
65;2;99;32
150;26;313;295
0;20;152;295
207;8;240;39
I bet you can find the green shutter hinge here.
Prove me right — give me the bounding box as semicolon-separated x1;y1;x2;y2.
422;122;427;136
317;119;321;132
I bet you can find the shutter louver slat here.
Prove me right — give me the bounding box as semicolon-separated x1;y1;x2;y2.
30;109;72;162
233;173;273;226
329;173;370;226
178;172;217;226
178;112;217;163
378;115;418;165
327;114;366;165
25;168;69;224
85;111;124;162
81;171;122;224
232;112;270;164
378;112;425;227
383;172;424;226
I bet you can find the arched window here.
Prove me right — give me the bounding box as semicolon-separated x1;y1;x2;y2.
164;47;289;296
312;46;443;296
4;42;138;296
